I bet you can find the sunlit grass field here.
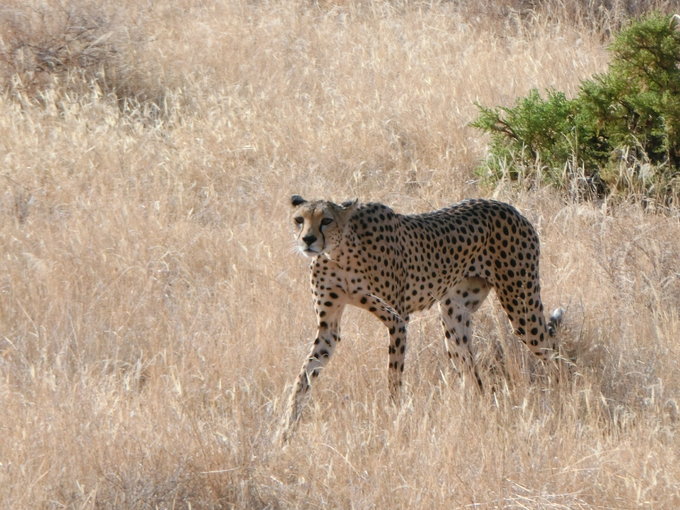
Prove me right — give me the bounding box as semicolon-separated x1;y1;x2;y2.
1;1;679;507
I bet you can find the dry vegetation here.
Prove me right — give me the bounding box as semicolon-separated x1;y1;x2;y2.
1;0;679;508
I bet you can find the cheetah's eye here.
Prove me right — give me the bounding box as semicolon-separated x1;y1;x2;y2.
294;216;304;227
320;217;333;226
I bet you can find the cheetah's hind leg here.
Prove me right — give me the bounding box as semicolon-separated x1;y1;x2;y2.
438;278;491;391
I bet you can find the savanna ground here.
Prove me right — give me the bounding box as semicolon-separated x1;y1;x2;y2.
1;0;679;508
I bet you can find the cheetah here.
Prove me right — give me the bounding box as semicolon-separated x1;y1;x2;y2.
282;195;564;438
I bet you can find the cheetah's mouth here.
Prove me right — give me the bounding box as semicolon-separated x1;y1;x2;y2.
297;244;323;257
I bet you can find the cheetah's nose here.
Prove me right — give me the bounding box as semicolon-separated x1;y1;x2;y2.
302;234;317;246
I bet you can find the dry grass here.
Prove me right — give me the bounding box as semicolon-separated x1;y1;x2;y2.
1;0;679;508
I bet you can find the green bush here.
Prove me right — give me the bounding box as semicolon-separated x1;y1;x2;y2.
473;13;680;206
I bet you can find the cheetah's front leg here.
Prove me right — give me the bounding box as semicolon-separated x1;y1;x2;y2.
281;313;344;441
283;324;340;441
387;318;409;400
281;259;347;442
351;293;408;401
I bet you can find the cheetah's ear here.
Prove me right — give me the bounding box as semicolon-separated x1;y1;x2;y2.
291;195;307;207
340;198;358;209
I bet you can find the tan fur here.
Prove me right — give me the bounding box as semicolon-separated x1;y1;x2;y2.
282;195;564;441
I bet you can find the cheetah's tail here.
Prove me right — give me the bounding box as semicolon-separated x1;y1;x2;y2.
547;307;566;337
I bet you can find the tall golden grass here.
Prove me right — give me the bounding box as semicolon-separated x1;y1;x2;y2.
1;0;679;508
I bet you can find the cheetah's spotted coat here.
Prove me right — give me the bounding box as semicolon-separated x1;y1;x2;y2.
282;195;563;438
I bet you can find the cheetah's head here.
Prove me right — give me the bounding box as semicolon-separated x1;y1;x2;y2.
290;195;357;258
